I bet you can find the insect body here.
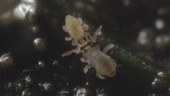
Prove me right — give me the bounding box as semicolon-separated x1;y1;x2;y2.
63;15;84;40
62;14;92;55
62;15;117;79
81;46;117;79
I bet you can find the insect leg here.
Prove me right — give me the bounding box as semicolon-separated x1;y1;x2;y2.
91;25;102;43
62;26;68;32
65;37;72;41
96;73;106;79
83;64;93;74
61;47;80;57
72;40;79;46
103;44;114;53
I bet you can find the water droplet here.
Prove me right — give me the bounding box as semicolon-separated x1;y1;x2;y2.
52;60;59;66
27;8;37;24
155;35;170;49
57;89;70;96
157;71;165;78
137;28;154;48
35;61;46;70
33;38;47;51
0;53;14;69
32;26;38;33
74;87;87;96
13;0;36;20
15;82;25;92
142;62;146;65
25;75;33;85
155;19;165;30
38;61;45;68
42;82;54;92
96;88;107;96
151;77;168;89
21;89;32;96
85;82;89;86
13;4;29;20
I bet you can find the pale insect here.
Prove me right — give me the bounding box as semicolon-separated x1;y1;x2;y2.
80;44;117;79
62;14;93;55
62;14;117;79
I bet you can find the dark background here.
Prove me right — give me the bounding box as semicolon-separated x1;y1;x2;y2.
0;0;170;96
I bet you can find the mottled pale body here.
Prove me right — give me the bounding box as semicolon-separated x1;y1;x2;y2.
82;47;116;78
62;14;117;79
64;15;84;39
